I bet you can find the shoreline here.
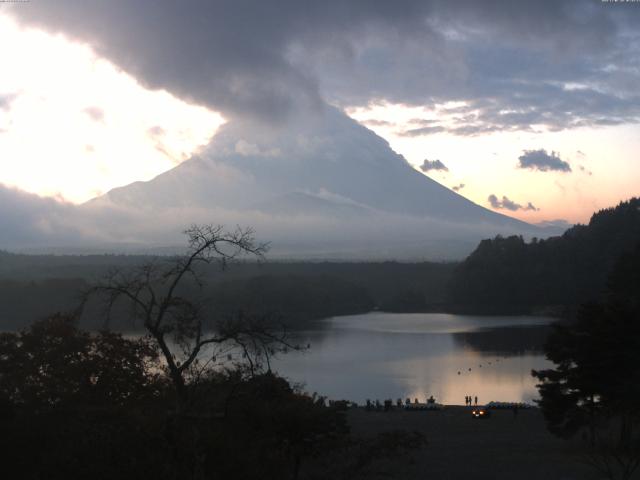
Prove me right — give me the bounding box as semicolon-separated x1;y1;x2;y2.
347;405;597;479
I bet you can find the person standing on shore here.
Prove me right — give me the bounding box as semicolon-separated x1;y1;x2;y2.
474;396;478;406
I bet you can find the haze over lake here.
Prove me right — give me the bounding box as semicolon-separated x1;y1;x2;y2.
273;313;555;405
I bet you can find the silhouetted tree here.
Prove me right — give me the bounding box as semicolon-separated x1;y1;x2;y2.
533;243;640;480
0;316;364;480
84;224;298;409
0;314;176;480
450;197;640;312
0;313;160;411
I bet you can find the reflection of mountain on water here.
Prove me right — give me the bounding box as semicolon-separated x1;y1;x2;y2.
453;325;552;356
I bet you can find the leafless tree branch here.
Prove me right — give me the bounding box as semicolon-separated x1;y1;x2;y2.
82;224;290;411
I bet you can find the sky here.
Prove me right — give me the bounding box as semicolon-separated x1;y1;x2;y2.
0;0;639;231
0;14;224;203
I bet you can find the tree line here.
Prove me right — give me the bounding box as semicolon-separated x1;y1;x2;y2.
449;198;640;313
0;225;425;479
533;241;640;480
0;256;455;330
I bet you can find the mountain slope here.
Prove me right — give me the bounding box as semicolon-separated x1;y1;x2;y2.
85;106;539;259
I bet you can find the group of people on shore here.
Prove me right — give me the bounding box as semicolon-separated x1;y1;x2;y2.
464;395;478;406
364;395;439;411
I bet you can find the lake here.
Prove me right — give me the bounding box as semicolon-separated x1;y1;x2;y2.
271;312;556;406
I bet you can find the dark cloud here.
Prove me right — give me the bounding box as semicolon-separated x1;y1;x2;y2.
11;1;431;121
291;2;640;132
9;1;640;131
420;159;448;172
395;83;640;137
488;194;539;212
452;183;465;192
0;184;78;246
518;149;572;172
399;126;446;137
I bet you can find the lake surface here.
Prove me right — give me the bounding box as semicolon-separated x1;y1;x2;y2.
271;312;556;406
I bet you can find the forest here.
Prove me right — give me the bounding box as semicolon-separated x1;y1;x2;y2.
449;198;640;314
0;256;454;330
0;198;638;330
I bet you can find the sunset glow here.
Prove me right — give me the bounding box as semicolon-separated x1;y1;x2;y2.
0;14;225;203
348;102;640;224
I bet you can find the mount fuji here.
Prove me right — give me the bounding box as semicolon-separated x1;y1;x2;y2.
83;106;540;259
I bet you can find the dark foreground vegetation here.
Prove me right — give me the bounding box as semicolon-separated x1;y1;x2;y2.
1;199;639;478
0;315;425;480
531;241;640;480
0;225;425;479
348;407;596;480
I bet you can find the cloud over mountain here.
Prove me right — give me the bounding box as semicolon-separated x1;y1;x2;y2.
10;1;640;132
0;184;81;246
1;107;535;259
518;149;572;172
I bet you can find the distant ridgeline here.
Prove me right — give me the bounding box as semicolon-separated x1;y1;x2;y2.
0;254;454;330
449;198;640;314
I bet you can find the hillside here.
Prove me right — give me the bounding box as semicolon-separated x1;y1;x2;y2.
0;254;455;330
448;198;640;313
82;107;540;260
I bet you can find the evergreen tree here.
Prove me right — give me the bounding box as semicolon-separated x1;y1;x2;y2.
533;243;640;479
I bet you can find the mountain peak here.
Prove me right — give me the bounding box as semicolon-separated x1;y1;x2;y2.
85;106;538;259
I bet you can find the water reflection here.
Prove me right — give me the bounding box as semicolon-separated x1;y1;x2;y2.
453;325;552;355
272;312;555;405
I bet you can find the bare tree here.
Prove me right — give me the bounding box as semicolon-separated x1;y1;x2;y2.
83;224;296;409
